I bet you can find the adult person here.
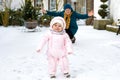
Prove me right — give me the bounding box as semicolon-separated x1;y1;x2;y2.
42;4;94;43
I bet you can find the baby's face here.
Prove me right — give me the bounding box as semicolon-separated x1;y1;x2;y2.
52;23;63;32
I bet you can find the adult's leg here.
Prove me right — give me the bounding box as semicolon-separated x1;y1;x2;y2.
65;29;74;39
65;29;76;43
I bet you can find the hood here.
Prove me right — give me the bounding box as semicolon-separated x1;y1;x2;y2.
50;16;66;30
64;4;73;12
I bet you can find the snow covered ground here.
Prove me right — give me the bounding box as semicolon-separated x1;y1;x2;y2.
0;22;120;80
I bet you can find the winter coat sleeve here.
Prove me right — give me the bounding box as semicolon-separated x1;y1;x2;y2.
36;31;50;52
64;33;73;54
74;11;89;19
46;11;63;17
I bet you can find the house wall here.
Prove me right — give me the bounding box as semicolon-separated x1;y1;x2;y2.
110;0;120;22
76;0;86;13
43;0;64;11
94;0;120;23
11;0;24;9
43;0;48;10
2;0;120;24
94;0;102;19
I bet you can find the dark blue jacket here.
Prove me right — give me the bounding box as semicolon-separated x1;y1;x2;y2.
46;11;89;35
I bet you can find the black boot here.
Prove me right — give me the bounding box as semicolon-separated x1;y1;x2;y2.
50;74;56;78
71;37;76;43
64;73;70;78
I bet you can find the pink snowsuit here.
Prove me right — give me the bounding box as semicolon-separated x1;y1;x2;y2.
37;30;73;75
37;17;73;75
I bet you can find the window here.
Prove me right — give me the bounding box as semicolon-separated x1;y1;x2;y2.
34;0;43;8
0;0;3;5
50;0;56;11
0;0;3;10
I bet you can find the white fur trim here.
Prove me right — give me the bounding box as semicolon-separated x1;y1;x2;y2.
50;16;66;30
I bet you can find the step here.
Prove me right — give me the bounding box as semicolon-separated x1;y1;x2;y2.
106;25;119;33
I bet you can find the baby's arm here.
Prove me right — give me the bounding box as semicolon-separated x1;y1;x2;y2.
36;32;50;53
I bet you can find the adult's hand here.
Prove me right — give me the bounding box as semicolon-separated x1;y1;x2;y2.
42;8;47;14
88;10;94;16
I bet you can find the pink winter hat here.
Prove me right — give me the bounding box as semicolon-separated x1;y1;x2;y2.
50;16;66;29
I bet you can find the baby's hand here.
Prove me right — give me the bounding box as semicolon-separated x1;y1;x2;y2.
36;49;40;53
68;52;72;55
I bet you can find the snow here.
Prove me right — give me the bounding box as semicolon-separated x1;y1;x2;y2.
0;21;120;80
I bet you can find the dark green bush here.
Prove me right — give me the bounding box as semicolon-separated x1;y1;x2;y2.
9;9;24;26
38;14;52;26
100;0;108;3
98;0;108;19
98;9;108;19
100;4;108;9
22;0;40;21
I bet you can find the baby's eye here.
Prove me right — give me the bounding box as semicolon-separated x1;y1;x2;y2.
54;24;57;27
58;25;62;27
